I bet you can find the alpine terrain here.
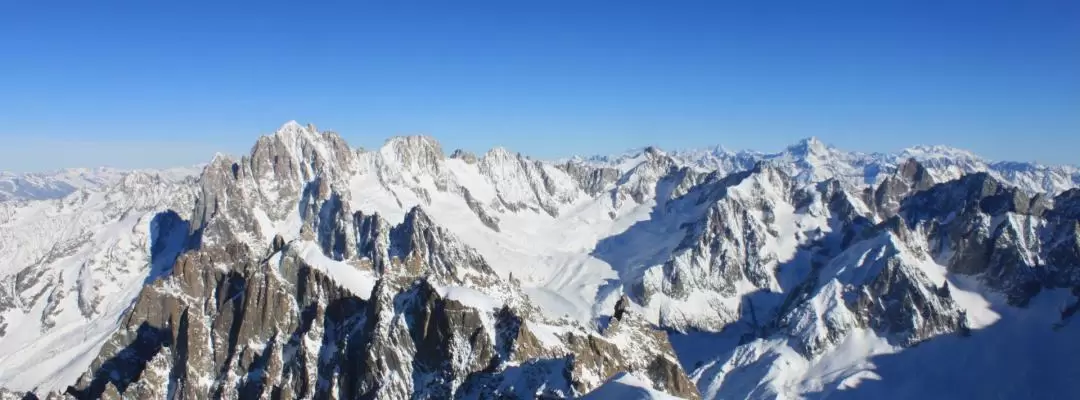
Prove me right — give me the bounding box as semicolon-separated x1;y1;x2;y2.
1;122;1078;399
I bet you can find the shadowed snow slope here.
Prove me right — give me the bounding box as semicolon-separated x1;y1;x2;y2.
582;372;687;400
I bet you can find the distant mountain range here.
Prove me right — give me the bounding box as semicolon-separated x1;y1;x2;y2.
6;136;1075;204
577;136;1079;195
0;166;203;202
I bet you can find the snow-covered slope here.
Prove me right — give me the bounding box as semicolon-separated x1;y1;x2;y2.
684;173;1080;400
0;166;201;202
2;122;1078;399
582;372;687;400
0;172;198;392
0;167;125;202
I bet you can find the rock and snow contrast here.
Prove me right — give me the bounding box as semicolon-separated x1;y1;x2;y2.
0;121;1077;399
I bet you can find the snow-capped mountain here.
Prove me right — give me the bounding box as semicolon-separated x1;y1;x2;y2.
1;122;1078;399
0;167;128;202
584;137;1080;195
0;166;202;202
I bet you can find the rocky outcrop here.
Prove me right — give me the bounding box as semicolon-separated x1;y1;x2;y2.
476;147;581;217
864;158;936;219
449;149;478;164
66;234;697;399
557;161;621;197
610;147;680;208
893;173;1080;305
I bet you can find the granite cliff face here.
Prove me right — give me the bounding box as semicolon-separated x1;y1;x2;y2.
63;227;697;399
901;173;1080;306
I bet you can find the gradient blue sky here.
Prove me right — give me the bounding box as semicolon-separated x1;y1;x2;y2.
2;1;1078;172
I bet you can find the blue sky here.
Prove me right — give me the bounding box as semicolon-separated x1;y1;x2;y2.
1;1;1078;171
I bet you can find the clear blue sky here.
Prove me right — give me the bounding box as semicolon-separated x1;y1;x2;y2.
2;1;1078;171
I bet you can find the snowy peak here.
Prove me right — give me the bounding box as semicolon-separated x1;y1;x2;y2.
583;137;1079;195
253;121;355;181
708;144;733;157
899;144;980;161
643;145;666;158
189;123;361;251
477;147;524;181
481;146;517;160
610;148;681;207
785;136;830;158
379;135;446;177
896;158;933;188
863;158;936;219
271;119;314;140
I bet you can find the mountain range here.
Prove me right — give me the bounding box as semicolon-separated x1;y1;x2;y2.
1;121;1077;399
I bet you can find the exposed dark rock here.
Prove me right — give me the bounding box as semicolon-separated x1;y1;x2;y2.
271;234;285;253
556;162;620;197
614;295;630;321
895;173;1080;306
449;149;478;164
